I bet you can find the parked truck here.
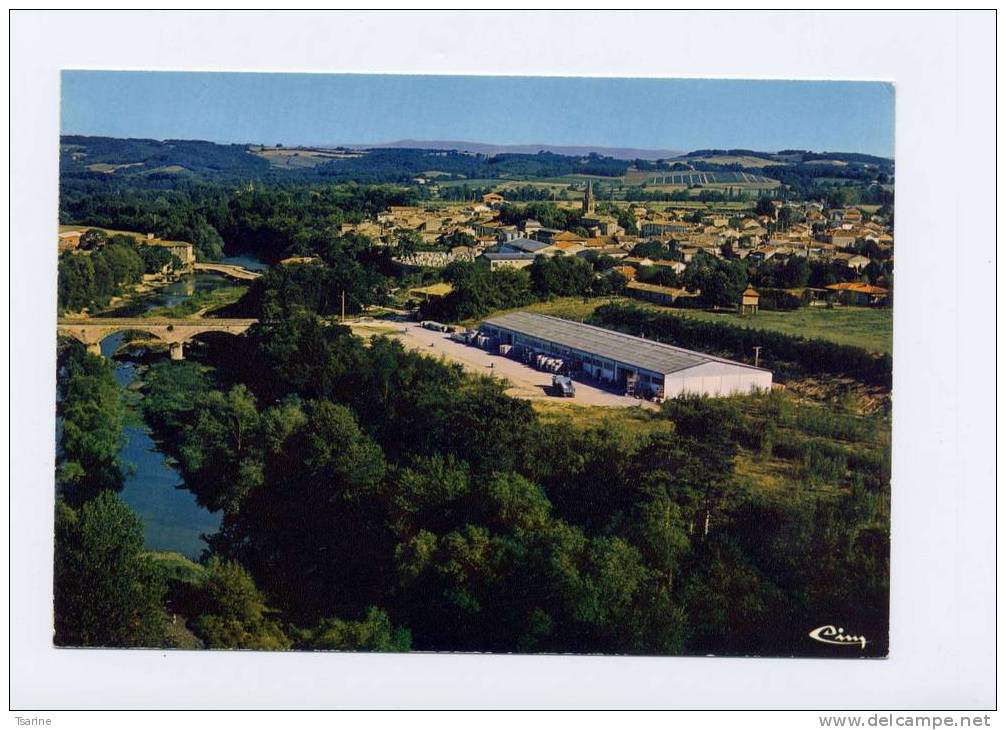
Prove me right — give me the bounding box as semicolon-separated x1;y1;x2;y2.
552;374;575;398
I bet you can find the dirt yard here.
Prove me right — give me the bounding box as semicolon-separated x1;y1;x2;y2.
386;321;659;409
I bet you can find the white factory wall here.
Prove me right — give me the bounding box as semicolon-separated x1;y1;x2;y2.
664;361;772;398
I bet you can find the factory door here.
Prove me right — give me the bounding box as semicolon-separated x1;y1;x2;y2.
616;366;637;395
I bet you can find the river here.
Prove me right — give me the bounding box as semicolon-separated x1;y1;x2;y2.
98;255;264;558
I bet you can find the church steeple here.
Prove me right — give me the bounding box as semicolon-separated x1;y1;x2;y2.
582;180;596;215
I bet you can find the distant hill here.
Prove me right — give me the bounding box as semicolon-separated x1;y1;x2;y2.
59;135;635;186
681;148;894;167
345;139;684;161
59;136;893;195
60;135;271;182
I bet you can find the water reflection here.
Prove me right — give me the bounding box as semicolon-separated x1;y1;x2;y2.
102;332;221;559
97;271;232;318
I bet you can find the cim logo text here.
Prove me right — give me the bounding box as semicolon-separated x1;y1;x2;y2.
809;625;867;649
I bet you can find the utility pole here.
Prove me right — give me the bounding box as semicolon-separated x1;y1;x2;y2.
341;290;346;322
753;345;762;368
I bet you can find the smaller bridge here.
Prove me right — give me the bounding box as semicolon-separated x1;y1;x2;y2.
57;317;259;360
193;262;264;281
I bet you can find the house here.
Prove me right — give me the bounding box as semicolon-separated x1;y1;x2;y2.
640;220;692;237
746;246;778;265
622;256;655;268
522;218;544;236
148;239;195;267
581;215;621;237
417;218;443;234
651;259;687;275
482;192;505;207
625;281;699;307
353;221;384;239
549;230;588;245
550;241;586;256
824;282;889;305
833;253;871;271
612;234;642;248
531;227;563;243
498;238;549;255
477;252;537;270
612;265;638;281
828;230;858;247
842;207;864;224
473;221;519;242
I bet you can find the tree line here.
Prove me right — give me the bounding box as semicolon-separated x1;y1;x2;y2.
417;258;627;323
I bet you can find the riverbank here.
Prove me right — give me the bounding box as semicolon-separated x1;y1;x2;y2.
75;255;266;557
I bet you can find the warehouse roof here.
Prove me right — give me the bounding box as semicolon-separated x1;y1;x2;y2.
482;312;766;376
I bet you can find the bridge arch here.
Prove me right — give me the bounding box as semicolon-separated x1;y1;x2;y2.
56;318;259;360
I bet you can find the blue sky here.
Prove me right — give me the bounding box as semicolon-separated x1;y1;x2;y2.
61;72;895;157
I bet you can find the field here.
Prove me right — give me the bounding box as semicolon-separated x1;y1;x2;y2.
434;171;779;200
682;155;782;168
251;146;365;169
532;392;886;500
86;162;144;174
651;306;893;354
459;296;625;328
645;171;777;186
531;400;672;438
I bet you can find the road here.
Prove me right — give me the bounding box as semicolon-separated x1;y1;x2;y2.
386;321;659;409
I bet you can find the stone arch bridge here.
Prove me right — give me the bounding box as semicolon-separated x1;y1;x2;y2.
193;262;263;281
57;318;258;360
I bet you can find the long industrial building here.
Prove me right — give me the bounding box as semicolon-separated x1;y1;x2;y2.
479;312;771;399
